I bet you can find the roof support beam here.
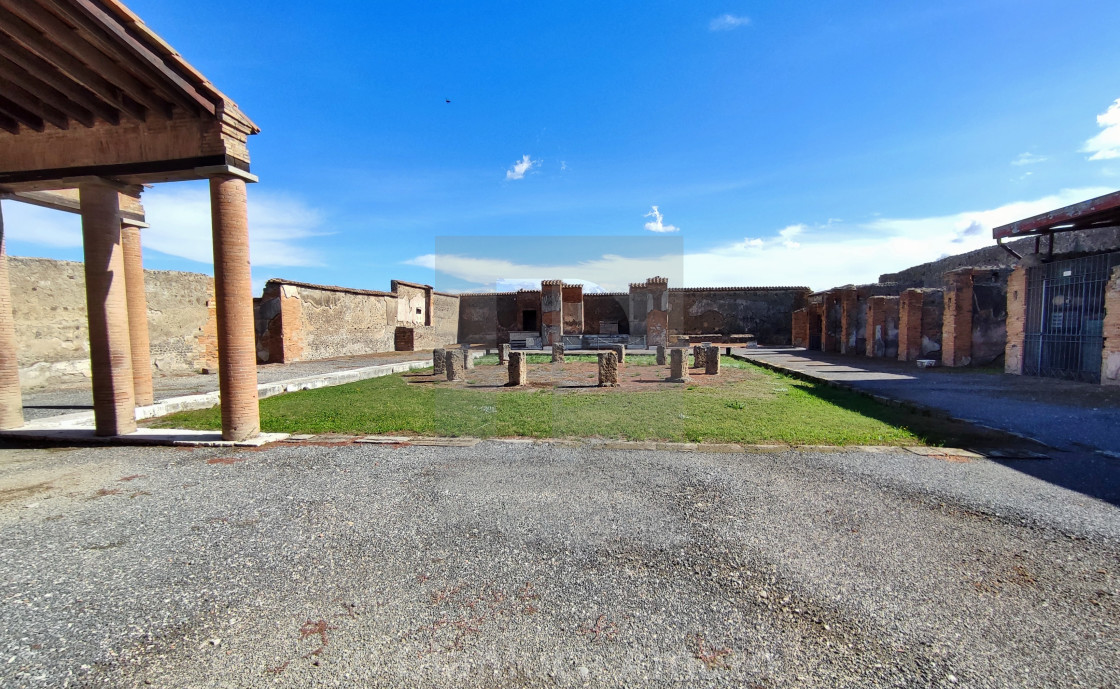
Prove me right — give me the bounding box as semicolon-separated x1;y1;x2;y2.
0;1;167;118
0;36;123;124
0;75;69;129
0;53;94;127
39;0;213;116
0;96;45;132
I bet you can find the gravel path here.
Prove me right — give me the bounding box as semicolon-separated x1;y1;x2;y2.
0;440;1116;688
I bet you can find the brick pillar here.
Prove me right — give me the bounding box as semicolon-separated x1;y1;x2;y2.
823;291;840;352
80;183;136;436
942;269;974;367
210;175;260;440
0;202;23;429
645;277;669;347
540;280;563;346
898;289;924;361
1101;265;1120;386
1004;265;1028;375
120;222;154;406
791;308;808;348
839;288;859;354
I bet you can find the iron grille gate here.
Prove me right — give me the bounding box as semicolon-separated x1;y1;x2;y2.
1023;252;1119;383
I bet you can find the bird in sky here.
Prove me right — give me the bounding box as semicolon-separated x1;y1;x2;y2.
445;99;451;104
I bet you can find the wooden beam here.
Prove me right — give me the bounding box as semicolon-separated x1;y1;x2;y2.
0;55;93;127
0;35;122;125
0;1;169;118
0;96;45;132
39;0;213;116
0;111;17;134
0;74;70;129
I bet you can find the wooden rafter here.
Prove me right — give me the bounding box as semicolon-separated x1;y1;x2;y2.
0;74;70;129
0;34;124;124
0;53;94;127
0;1;165;118
39;0;212;115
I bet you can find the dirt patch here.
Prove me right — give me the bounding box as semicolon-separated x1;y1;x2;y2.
411;360;753;393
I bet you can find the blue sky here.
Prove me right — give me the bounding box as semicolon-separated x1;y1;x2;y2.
5;0;1120;292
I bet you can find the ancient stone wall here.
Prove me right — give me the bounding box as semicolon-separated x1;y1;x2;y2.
9;256;217;389
256;279;459;361
671;287;809;345
583;293;630;335
878;225;1120;287
1102;265;1120;386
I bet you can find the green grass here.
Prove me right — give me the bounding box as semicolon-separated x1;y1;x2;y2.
151;359;961;446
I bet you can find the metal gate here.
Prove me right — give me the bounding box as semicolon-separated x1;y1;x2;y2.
1023;252;1119;382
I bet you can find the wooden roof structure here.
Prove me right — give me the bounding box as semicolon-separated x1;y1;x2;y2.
0;0;258;193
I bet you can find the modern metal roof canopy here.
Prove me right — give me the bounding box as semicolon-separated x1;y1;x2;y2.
992;189;1120;258
0;0;258;191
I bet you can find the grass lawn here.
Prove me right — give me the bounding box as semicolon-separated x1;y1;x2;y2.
151;358;981;446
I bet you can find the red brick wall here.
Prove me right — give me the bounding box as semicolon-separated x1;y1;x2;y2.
898;289;923;361
791;308;808;347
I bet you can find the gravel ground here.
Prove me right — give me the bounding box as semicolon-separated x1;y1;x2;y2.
0;439;1117;688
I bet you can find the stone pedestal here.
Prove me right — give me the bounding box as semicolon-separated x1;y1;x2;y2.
669;348;689;382
508;351;527;386
692;345;707;369
607;343;625;364
445;350;464;381
656;345;666;365
432;348;446;375
552;343;565;363
462;346;474;369
705;350;721;375
499;343;510;364
598;351;619;387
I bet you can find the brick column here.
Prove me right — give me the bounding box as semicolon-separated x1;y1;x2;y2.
210;174;260;440
1101;265;1120;386
791;308;808;348
897;289;924;361
80;183;136;436
120;221;154;406
942;269;974;367
1004;265;1028;375
839;288;859;354
541;280;563;346
0;202;24;429
823;292;840;352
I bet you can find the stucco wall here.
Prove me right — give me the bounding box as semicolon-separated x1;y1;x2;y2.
9;256;216;389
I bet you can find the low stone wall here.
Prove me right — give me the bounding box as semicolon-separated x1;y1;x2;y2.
255;279;459;363
9;256;217;389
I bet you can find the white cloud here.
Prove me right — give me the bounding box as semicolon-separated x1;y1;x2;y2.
404;252;682;293
1083;98;1120;160
1;185;326;268
778;224;804;248
643;205;679;233
505;154;539;181
1011;152;1047;166
709;14;750;31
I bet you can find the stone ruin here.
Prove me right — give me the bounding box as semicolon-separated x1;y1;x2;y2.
498;343;510;364
668;348;689;382
552;343;565;363
705;348;721;375
508;351;527;386
656;345;666;365
598;351;619;387
692;345;707;369
445;350;465;381
432;347;446;375
461;344;474;370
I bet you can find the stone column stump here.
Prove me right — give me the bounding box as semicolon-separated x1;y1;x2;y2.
668;348;689;382
552;343;565;363
705;349;721;375
656;345;666;365
499;343;510;364
692;345;707;369
598;351;619;387
508;351;527;386
607;343;626;364
461;345;474;370
445;350;465;381
432;348;446;375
